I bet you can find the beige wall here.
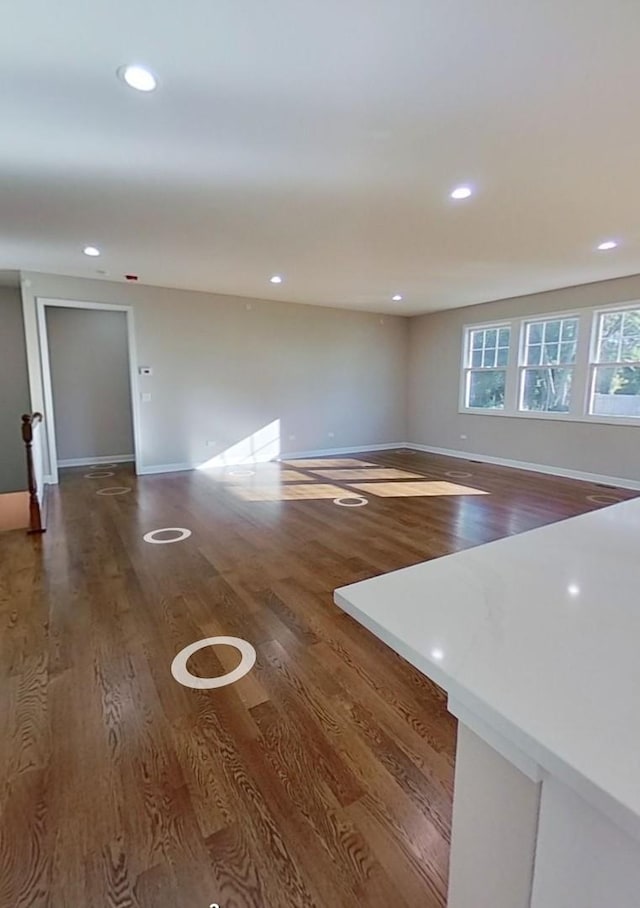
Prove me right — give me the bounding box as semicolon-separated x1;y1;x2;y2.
0;285;30;492
46;306;134;462
21;273;408;474
408;273;640;483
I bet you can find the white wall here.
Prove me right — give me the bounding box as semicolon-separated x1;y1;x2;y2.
0;285;31;492
46;306;134;462
21;273;409;474
408;273;640;484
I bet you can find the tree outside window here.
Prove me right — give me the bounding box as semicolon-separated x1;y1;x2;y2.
591;308;640;417
519;317;578;413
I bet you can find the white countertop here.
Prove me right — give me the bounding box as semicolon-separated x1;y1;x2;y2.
335;498;640;841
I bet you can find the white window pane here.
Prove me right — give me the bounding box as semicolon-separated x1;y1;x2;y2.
545;320;561;342
467;370;505;409
602;313;622;335
526;317;578;369
468;326;510;367
621;334;640;363
598;313;623;360
592;366;640;417
622;313;640;340
599;337;620;363
528;323;543;344
559;341;577;364
520;368;573;412
595;310;640;364
561;318;578;341
482;346;497;367
526;343;542;366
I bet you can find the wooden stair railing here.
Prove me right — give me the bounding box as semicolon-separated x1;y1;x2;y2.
21;412;46;535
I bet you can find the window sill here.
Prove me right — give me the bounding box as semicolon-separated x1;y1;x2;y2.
458;408;640;428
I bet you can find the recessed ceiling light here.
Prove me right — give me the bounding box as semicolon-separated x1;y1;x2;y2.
450;186;473;200
567;583;580;596
83;246;100;257
392;294;403;301
270;275;283;284
118;64;157;92
597;240;618;251
431;648;444;661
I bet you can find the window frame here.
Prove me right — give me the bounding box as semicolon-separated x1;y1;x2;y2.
460;322;511;412
459;300;640;427
517;314;580;415
586;303;640;423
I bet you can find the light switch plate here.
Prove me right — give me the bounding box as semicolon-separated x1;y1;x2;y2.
141;392;152;403
139;366;153;376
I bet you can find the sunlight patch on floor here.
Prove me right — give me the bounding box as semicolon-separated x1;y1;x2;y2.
283;458;377;468
309;468;424;480
231;484;349;501
350;481;489;497
215;468;314;483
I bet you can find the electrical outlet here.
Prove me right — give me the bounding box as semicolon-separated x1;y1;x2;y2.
288;434;296;441
460;434;467;440
328;431;335;438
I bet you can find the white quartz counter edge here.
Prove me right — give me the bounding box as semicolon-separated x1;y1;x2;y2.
334;583;640;845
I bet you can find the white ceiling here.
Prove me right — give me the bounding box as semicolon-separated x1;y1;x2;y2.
2;0;640;315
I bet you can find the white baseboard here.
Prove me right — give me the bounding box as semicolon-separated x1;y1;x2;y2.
134;441;639;490
278;442;404;460
137;462;195;476
405;443;640;491
137;443;407;476
58;454;134;467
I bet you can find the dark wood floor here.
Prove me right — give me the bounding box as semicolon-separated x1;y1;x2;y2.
1;449;637;908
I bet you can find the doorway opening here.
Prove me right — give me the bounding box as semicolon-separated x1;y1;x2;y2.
37;299;142;483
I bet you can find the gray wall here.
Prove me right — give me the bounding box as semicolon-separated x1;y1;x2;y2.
19;270;640;484
0;286;30;492
46;307;134;462
408;273;640;482
22;273;409;473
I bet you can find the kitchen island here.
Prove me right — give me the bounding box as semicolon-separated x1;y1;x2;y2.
335;498;640;908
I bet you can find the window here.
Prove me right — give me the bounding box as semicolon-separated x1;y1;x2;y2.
463;325;510;409
519;317;578;413
460;300;640;426
589;307;640;419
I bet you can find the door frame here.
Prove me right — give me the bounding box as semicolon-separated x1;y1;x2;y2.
36;297;143;483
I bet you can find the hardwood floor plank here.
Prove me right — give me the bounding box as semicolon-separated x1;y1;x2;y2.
255;641;365;808
249;699;377;896
6;654;49;782
1;450;637;906
205;823;269;908
347;795;448;908
0;769;49;908
84;838;139;908
132;863;179;908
